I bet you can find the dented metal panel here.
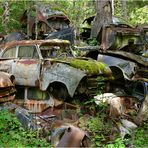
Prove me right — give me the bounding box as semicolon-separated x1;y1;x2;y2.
97;54;137;80
12;59;41;86
40;63;86;97
0;59;14;74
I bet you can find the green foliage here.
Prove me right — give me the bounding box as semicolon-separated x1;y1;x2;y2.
0;109;51;147
0;0;96;34
96;76;107;95
133;121;148;147
86;113;114;147
114;0;148;26
0;0;147;35
88;116;104;133
105;138;126;148
86;114;126;147
87;38;98;46
130;6;148;25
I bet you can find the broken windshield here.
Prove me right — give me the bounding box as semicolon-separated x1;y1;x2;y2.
40;45;72;58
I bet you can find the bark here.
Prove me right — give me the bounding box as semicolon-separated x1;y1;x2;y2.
121;0;127;20
27;9;30;37
2;1;10;33
90;0;112;38
35;5;38;39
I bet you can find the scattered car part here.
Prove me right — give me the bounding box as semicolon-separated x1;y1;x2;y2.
0;72;16;103
51;125;90;147
94;93;139;118
15;107;40;129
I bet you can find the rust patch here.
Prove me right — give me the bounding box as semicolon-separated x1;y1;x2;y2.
111;26;141;33
35;79;40;87
24;99;54;113
18;60;38;65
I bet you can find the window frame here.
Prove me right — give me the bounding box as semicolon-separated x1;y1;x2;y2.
17;45;39;59
1;46;17;58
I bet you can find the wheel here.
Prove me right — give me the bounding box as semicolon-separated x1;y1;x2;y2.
48;82;69;101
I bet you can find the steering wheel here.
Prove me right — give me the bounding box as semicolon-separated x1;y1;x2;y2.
57;52;68;58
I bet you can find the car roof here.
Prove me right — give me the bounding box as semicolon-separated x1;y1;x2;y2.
2;39;70;49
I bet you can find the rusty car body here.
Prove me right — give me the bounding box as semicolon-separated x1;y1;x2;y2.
77;46;148;102
20;5;74;43
0;72;16;103
0;39;112;112
79;15;148;102
80;16;147;54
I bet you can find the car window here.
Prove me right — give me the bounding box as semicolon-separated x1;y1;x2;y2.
40;45;62;58
40;45;72;58
18;45;39;59
2;46;16;58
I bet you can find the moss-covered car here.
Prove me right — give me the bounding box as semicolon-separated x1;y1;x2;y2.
0;39;112;112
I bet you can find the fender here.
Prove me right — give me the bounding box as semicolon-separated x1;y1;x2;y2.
40;63;86;97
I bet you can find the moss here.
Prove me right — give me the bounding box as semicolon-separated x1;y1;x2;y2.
68;58;112;76
51;57;112;76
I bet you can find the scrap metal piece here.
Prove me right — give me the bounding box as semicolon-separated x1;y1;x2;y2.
0;72;16;103
51;125;90;147
117;119;137;139
94;93;138;118
15;107;40;129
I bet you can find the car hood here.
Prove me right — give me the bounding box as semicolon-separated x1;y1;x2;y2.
46;57;112;76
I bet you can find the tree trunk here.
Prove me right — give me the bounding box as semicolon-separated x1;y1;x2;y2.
35;5;38;39
121;0;127;20
90;0;112;39
2;1;10;33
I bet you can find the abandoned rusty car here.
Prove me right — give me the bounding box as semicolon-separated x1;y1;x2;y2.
0;39;112;112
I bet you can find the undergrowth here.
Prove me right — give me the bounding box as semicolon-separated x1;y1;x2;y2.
77;95;148;147
0;102;147;147
0;109;51;147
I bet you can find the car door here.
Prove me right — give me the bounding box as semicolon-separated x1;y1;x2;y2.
12;45;41;86
0;46;17;73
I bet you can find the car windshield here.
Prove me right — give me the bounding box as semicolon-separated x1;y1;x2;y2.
40;45;72;58
112;17;133;27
